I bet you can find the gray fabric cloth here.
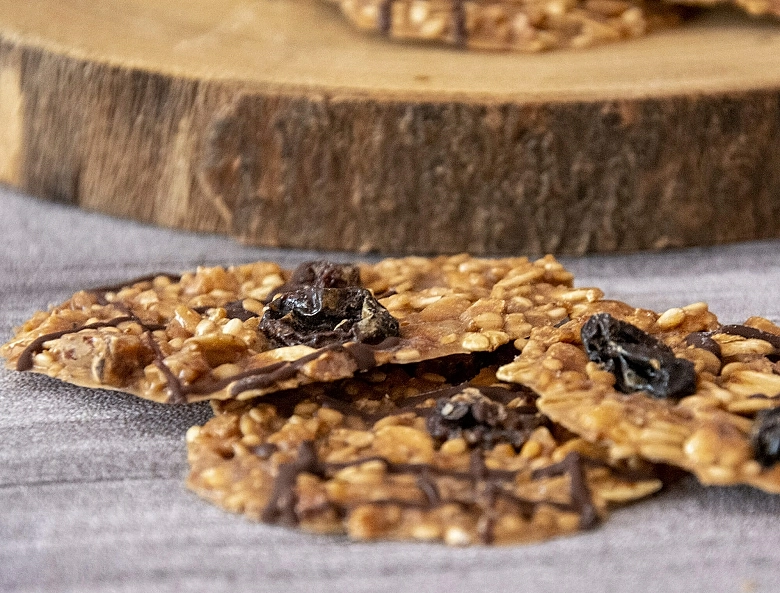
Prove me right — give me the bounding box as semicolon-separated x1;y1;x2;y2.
2;186;780;593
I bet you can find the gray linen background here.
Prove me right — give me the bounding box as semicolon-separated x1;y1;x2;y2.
2;186;780;593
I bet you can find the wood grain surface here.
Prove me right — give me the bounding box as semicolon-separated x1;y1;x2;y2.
1;0;780;254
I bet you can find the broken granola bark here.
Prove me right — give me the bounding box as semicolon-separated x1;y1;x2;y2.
188;363;661;545
496;300;780;493
329;0;683;52
0;255;601;404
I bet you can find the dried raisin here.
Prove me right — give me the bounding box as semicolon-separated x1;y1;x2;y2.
581;313;696;400
260;287;400;348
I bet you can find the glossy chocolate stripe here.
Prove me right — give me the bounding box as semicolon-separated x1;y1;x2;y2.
532;452;598;528
685;324;780;361
141;332;186;405
684;331;722;359
17;316;136;371
718;324;780;352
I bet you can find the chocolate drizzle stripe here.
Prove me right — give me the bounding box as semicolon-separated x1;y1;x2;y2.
259;442;603;539
141;332;186;405
344;342;378;372
186;341;383;398
185;361;288;396
226;344;346;396
477;484;498;544
261;441;319;525
451;0;467;48
718;325;780;352
532;452;598;529
685;324;780;360
416;470;441;505
16;317;136;371
378;0;393;34
16;304;175;402
469;448;487;481
684;332;722;359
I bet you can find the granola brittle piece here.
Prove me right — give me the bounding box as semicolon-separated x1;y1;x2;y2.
331;0;683;52
1;255;599;404
187;363;661;545
497;300;780;493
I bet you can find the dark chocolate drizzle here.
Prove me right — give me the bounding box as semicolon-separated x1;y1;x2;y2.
684;332;722;359
719;325;780;353
451;0;467;48
223;300;259;322
262;440;321;525
17;316;136;371
141;332;186;405
531;452;598;529
179;341;381;400
378;0;394;34
17;305;173;398
17;273;181;398
193;300;259;321
685;324;780;363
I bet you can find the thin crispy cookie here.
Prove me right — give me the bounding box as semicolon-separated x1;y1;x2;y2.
496;300;780;493
1;255;601;404
187;363;661;545
330;0;683;52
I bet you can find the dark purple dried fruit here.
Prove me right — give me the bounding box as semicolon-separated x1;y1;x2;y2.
425;387;544;449
260;287;400;348
751;407;780;468
581;313;696;400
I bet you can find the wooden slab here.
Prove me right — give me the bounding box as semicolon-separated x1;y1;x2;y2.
1;0;780;255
